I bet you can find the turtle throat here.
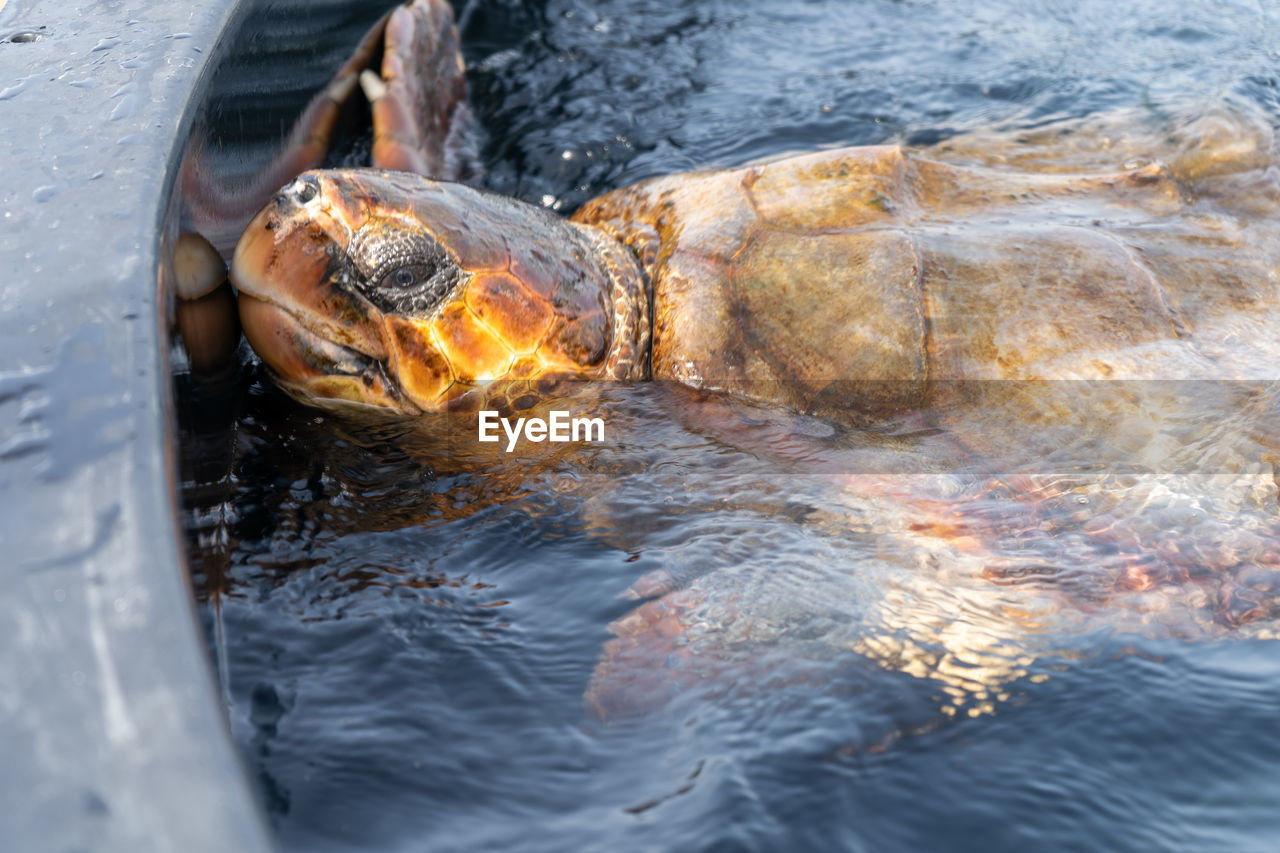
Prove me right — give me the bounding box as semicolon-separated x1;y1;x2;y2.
575;222;652;381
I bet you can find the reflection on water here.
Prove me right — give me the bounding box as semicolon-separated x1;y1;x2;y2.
182;371;1280;849
179;0;1280;850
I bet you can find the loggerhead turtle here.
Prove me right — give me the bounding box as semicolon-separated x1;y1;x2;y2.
217;0;1280;722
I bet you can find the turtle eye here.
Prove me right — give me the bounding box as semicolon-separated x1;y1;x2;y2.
361;258;461;317
346;224;462;316
377;264;432;291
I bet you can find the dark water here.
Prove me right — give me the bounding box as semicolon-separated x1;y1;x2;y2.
180;1;1280;850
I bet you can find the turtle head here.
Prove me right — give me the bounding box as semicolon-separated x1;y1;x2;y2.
231;169;647;413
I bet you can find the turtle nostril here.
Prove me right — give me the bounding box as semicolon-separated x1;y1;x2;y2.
288;175;321;205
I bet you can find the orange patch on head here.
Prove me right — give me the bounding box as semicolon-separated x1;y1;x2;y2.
385;314;455;405
430;301;514;382
463;272;555;353
508;355;547;379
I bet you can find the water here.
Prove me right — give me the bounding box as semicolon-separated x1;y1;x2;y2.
179;1;1280;850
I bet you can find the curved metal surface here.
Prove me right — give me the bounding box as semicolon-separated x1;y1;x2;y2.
0;1;272;849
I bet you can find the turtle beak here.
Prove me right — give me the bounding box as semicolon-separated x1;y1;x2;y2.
232;174;356;307
231;173;415;412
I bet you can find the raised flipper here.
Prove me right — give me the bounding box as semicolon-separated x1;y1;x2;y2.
361;0;480;178
177;1;480;375
183;0;478;253
182;5;389;250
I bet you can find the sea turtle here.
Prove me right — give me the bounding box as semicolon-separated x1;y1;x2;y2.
214;0;1280;723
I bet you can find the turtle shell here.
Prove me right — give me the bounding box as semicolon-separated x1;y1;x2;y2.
570;109;1280;722
573;120;1280;431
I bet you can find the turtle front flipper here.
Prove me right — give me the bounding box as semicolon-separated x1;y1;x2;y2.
361;0;479;180
184;0;476;250
183;6;389;247
263;0;480;183
584;548;1044;749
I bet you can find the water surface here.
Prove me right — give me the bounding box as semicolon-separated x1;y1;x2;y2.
180;1;1280;850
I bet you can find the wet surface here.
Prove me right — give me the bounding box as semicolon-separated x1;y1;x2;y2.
180;1;1280;850
0;0;272;849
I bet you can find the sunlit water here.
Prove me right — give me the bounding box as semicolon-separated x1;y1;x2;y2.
180;1;1280;850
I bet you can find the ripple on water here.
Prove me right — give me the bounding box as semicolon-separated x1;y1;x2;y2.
181;0;1280;849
